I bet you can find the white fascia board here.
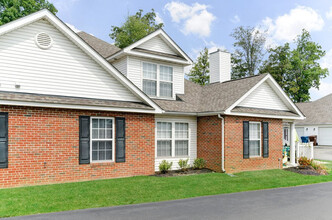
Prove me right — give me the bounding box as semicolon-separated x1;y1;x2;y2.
125;51;191;65
0;9;163;114
108;29;192;65
224;74;305;120
225;111;305;120
0;100;161;114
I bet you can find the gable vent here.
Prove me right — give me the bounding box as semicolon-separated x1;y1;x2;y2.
35;32;53;49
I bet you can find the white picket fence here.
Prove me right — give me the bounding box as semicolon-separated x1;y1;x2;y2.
296;142;314;160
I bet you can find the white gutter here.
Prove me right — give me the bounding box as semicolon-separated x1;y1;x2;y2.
218;114;225;172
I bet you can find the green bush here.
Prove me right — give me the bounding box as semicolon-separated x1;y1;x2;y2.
159;160;172;174
178;159;189;171
193;158;206;169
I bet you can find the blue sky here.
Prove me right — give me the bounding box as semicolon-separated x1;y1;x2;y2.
49;0;332;101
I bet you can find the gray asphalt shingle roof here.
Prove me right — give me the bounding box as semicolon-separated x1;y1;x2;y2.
296;94;332;125
77;31;121;58
0;92;153;110
153;74;269;113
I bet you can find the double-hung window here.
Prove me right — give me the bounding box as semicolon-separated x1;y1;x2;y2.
143;62;173;98
249;122;261;157
91;118;114;162
142;63;157;96
157;121;189;157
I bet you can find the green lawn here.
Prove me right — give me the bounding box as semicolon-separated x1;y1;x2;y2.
1;161;332;218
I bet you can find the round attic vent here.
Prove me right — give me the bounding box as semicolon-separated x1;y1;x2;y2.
35;32;53;49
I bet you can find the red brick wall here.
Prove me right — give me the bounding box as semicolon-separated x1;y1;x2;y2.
224;116;283;173
197;115;283;173
197;116;222;171
0;105;155;188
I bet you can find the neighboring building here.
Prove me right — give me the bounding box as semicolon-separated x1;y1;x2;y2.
0;10;304;188
296;94;332;145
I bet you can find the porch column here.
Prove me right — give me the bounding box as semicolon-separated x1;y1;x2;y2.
290;122;296;165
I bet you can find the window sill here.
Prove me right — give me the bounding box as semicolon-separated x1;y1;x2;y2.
248;156;263;160
156;156;189;159
90;162;115;167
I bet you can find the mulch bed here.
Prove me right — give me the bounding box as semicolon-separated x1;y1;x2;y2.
284;165;329;176
153;168;214;177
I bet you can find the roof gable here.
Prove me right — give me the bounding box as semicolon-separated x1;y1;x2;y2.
0;9;162;113
225;74;305;119
108;29;192;65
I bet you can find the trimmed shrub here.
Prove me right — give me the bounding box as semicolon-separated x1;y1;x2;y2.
178;159;189;171
193;158;206;170
298;157;313;166
159;160;172;174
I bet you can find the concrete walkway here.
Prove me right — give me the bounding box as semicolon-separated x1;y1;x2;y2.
7;181;332;220
314;145;332;161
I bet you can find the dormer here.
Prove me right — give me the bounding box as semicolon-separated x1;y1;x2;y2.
108;29;192;100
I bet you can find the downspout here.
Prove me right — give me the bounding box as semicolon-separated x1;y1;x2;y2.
218;114;225;172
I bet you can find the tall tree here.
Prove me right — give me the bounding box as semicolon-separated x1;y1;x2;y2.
260;29;328;102
0;0;57;25
110;9;163;48
187;47;210;85
231;26;267;79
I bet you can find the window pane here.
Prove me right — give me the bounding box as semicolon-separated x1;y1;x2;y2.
157;122;172;139
106;129;112;139
92;129;98;139
92;151;98;160
92;141;98;150
143;63;157;79
175;140;188;156
99;129;105;139
160;82;172;97
92;119;98;128
249;140;260;157
249;123;260;140
106;150;112;160
106;141;112;150
99;150;105;160
99;141;106;150
160;65;173;81
143;80;157;96
157;140;171;157
175;123;188;139
106;119;112;128
99;119;105;128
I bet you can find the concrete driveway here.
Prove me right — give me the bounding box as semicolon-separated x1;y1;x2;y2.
314;145;332;160
7;182;332;220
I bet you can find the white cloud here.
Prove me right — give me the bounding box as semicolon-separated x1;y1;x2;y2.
164;2;216;38
326;7;332;19
65;23;81;33
262;6;324;43
155;12;164;24
309;48;332;100
230;15;240;23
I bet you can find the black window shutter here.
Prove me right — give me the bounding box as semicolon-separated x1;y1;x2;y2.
79;116;90;164
243;121;249;159
0;113;8;169
263;122;269;158
116;117;126;162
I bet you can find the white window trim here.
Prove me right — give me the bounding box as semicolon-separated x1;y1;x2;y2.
249;121;262;158
142;61;174;99
90;117;115;163
155;120;190;158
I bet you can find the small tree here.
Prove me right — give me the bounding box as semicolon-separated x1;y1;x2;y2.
0;0;57;26
231;26;267;79
187;47;210;85
260;29;328;102
110;9;163;48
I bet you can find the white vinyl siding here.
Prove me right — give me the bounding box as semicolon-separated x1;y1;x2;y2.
0;20;140;102
126;56;184;97
136;35;178;55
155;116;197;171
238;81;289;111
112;56;127;76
